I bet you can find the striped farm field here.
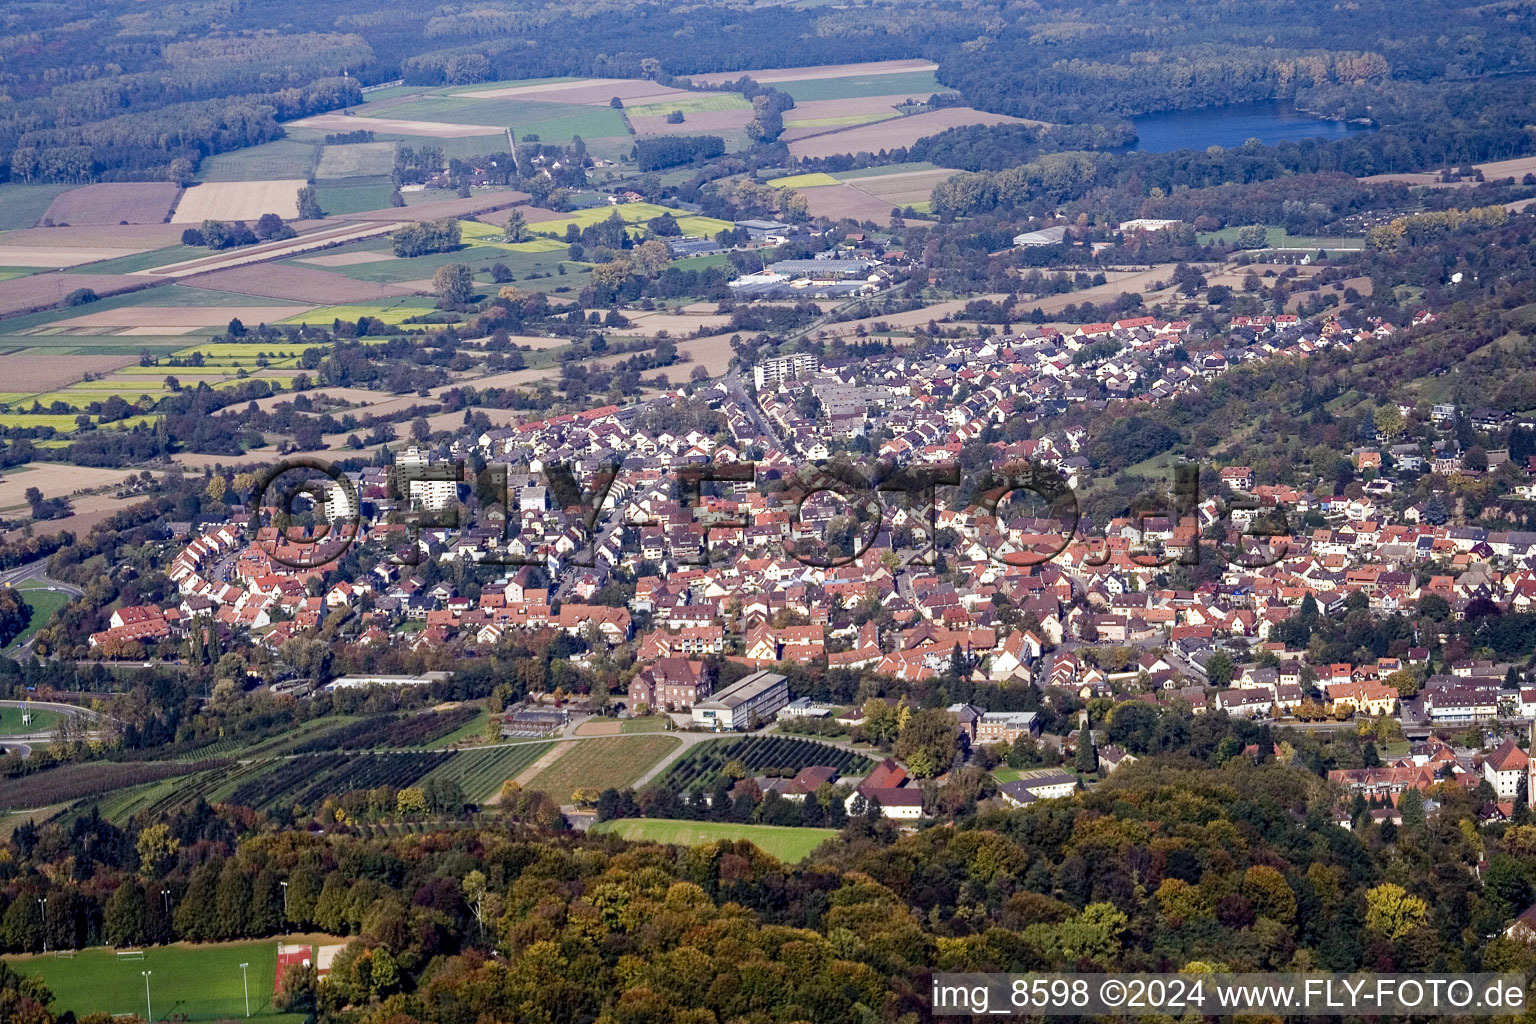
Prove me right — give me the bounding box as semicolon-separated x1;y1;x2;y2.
590;818;838;863
419;741;554;802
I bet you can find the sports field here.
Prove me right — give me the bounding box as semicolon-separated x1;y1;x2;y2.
590;818;838;862
5;939;292;1021
0;704;62;733
522;734;681;802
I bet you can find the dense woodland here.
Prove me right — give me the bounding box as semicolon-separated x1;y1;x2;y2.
10;745;1536;1024
4;0;1536;182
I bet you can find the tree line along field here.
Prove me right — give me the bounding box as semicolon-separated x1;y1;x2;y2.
660;735;872;792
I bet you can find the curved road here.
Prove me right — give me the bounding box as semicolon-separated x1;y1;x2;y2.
0;699;111;757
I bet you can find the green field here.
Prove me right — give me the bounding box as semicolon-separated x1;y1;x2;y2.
314;177;396;215
766;172;841;188
6;940;295;1021
0;184;75;230
197;139;320;182
524;735;681;803
1198;225;1364;249
0;704;62;733
625;93;751;118
776;70;943;102
369;97;629;141
621;717;669;733
591;818;838;862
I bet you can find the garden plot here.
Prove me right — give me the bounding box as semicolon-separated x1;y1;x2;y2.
171;180;306;223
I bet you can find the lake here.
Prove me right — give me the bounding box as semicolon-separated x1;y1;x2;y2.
1126;100;1373;153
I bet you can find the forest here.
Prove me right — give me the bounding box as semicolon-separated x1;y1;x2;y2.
9;742;1536;1024
4;0;1536;183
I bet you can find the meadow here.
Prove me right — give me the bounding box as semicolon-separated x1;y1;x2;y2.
522;735;681;802
590;818;838;863
5;940;294;1021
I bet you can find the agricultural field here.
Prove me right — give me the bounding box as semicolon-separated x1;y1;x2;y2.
171;181;306;223
314;177;397;216
419;741;554;802
787;107;1029;160
41;183;182;226
0;705;62;733
455;77;691;106
686;58;938;87
278;300;443;326
292;113;503;139
522;735;682;802
591;818;838;863
315;142;398;179
624;93;750;118
660;735;871;792
775;70;944;103
0;245;146;269
6;939;290;1021
223;752;452;813
1;760;217;812
0;184;75;230
1197;225;1364;249
187;263;418;303
286;709;480;752
369;97;629;142
197;139;319;181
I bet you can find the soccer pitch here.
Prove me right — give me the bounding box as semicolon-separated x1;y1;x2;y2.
5;940;291;1021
